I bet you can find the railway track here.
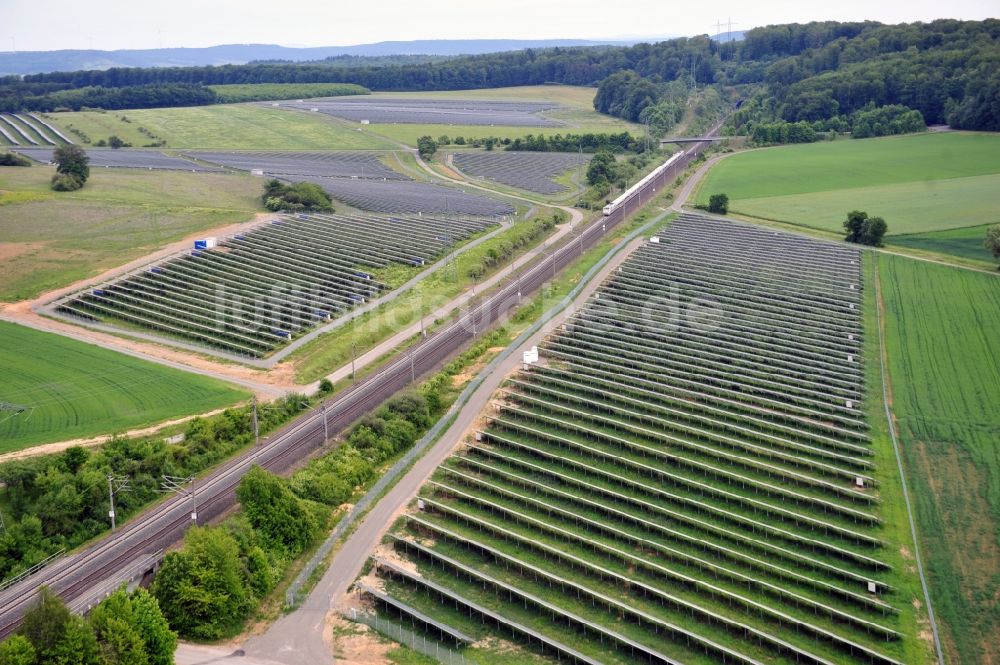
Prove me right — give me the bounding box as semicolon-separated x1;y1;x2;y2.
0;118;724;638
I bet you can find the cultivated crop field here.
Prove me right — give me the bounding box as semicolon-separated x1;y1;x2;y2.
354;214;926;664
0;320;247;452
58;212;500;357
15;147;222;171
0;166;261;302
44;105;396;150
696;132;1000;254
888;224;998;264
451;151;588;195
878;253;1000;664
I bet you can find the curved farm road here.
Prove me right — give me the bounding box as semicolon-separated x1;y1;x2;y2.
1;167;582;457
0;212;292;399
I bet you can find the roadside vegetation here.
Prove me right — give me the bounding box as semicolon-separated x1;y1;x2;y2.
0;392;307;581
1;586;176;665
843;210;888;246
151;319;519;639
0;152;31;167
986;224;1000;268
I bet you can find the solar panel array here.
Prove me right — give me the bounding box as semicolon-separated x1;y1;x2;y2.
58;212;497;357
362;214;910;665
452;151;589;194
188;150;515;216
14;147;221;171
184;151;405;180
270;97;563;127
292;175;514;215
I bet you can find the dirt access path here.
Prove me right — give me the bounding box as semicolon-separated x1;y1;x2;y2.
0;164;583;457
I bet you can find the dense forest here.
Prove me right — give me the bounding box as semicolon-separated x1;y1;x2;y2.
0;19;996;130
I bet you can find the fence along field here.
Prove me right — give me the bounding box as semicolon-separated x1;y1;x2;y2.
877;253;1000;664
452;151;589;195
352;213;922;664
55;212;500;359
0;320;247;452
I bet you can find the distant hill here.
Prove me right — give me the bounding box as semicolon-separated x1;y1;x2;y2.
710;30;746;43
0;39;647;76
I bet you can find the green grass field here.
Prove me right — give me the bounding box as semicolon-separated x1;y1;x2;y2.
888;224;997;264
0;321;248;452
717;173;1000;236
45;105;395;150
0;165;261;301
696;132;1000;243
878;254;1000;663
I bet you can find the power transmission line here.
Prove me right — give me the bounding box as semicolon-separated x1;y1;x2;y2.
159;475;197;523
107;474;131;532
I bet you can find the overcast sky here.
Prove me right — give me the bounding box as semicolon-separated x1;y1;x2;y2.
6;0;997;52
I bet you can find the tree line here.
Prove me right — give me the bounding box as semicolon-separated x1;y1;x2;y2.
0;20;996;127
0;81;366;113
742;103;927;145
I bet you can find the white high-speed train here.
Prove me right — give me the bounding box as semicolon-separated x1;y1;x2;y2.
602;151;685;216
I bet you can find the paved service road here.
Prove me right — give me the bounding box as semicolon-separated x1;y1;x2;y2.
240;231;648;665
227;121;726;665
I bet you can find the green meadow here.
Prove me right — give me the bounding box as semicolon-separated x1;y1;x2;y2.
46;104;395;150
0;165;261;301
0;321;248;452
696;132;1000;245
878;254;1000;663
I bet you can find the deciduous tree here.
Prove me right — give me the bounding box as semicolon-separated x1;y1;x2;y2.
52;145;89;187
985;224;1000;266
151;526;251;639
586;149;617;186
236;466;316;556
0;635;35;665
417;135;437;160
708;193;729;214
843;210;868;243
